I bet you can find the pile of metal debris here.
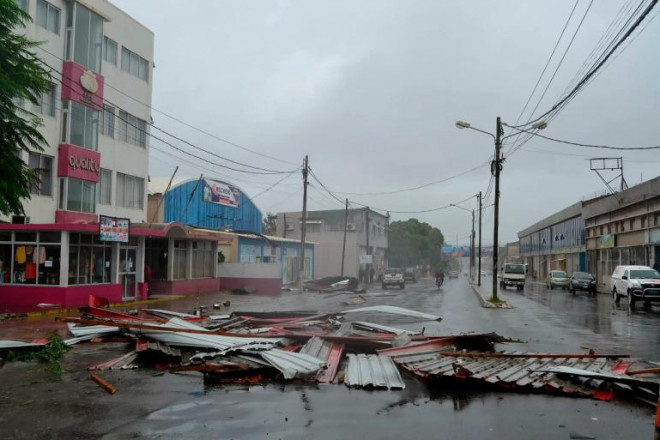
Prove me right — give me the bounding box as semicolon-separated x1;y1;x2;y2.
2;304;659;405
283;276;364;293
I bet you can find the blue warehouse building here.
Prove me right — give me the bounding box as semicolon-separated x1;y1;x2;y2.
163;178;263;233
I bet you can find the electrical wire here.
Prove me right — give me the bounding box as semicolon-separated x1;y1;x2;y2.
513;0;658;128
511;0;581;129
507;126;660;150
35;45;299;167
39;58;299;175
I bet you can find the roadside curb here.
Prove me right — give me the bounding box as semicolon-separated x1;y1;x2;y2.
469;283;514;309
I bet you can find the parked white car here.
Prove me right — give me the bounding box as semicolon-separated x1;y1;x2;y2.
382;268;405;290
611;265;660;307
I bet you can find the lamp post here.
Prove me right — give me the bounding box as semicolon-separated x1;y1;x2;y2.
455;118;546;301
450;203;475;281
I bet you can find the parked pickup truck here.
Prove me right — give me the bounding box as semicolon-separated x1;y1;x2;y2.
499;263;526;291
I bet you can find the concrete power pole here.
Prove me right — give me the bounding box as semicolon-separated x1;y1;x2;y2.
491;117;503;302
341;198;348;276
299;155;309;293
471;209;475;280
478;191;482;287
365;208;370;283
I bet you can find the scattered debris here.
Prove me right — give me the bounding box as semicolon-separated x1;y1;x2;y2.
6;303;652;407
345;354;405;390
340;305;441;321
90;373;116;394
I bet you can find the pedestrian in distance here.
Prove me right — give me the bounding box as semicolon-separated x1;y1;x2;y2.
369;266;375;284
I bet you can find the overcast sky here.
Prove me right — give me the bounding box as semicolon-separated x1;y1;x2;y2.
112;0;660;244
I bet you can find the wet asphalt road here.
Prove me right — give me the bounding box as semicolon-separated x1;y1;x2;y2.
0;277;658;439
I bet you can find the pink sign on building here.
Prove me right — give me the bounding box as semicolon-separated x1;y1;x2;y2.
60;61;104;111
57;143;101;183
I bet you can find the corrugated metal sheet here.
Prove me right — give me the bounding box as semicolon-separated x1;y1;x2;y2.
392;351;629;397
130;318;282;352
246;349;327;379
164;179;263;232
67;322;119;337
0;340;46;349
351;321;420;335
300;336;344;383
345;354;405;390
341;306;441;321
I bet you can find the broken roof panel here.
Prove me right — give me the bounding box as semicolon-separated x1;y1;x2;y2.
391;351;633;399
300;336;344;383
130;318;282;352
345;354;405;390
340;306;441;321
244;349;327;380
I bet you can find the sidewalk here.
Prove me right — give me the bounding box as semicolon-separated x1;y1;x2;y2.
469;279;514;309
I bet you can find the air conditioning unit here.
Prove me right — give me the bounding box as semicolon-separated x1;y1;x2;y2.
11;215;30;224
346;223;356;231
285;223;294;231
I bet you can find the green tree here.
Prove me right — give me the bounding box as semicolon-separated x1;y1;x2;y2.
0;0;51;215
262;212;277;235
388;218;445;270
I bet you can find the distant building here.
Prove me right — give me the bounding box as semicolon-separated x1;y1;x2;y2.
276;208;389;279
583;176;660;291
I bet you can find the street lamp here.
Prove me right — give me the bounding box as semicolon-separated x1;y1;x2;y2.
455;117;547;302
450;204;476;281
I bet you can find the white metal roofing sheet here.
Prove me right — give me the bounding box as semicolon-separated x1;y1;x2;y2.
345;354;405;390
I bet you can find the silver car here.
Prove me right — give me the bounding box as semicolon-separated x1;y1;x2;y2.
547;270;570;290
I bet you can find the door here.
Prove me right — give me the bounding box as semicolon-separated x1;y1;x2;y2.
119;246;137;300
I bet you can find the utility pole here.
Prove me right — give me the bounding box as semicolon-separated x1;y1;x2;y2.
478;191;482;287
299;155;309;293
340;198;348;276
492;117;503;302
283;213;287;238
365;208;370;283
470;209;475;280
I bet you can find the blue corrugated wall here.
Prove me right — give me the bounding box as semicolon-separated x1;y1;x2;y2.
163;180;263;233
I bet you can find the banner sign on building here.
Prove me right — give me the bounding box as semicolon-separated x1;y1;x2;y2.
359;255;373;264
99;216;130;243
441;246;471;258
598;234;615;249
202;179;240;208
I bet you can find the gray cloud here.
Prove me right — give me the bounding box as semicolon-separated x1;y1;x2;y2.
112;0;660;243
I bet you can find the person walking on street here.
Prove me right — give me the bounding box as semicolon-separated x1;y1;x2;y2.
369;266;375;284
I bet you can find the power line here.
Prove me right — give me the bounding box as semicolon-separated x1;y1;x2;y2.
309;161;490;197
511;0;581;128
513;0;658;128
506;126;660;151
43;61;299;176
35;45;299;167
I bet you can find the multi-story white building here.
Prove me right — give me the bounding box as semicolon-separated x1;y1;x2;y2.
0;0;156;311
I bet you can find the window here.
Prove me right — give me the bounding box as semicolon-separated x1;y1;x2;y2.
641;216;647;228
68;233;111;285
629;218;635;231
656;213;660;226
36;0;60;34
192;241;214;278
28;152;53;196
0;231;61;286
73;4;103;71
100;105;115;138
121;47;149;81
118;110;147;147
97;168;111;205
34;82;56;117
173;240;188;280
64;178;96;213
116;172;144;209
599;225;603;235
69;101;99;150
103;36;117;65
